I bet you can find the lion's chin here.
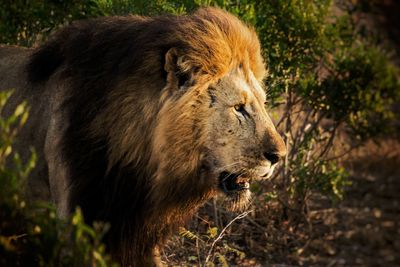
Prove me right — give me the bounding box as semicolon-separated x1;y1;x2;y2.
220;189;251;211
218;172;252;211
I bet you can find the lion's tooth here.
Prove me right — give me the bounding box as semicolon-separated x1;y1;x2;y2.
236;176;249;183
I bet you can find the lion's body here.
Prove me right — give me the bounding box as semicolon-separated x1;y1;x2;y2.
0;8;286;266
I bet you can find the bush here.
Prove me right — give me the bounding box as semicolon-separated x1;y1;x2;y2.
245;0;400;213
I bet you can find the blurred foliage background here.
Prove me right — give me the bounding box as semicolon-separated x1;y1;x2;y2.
1;0;399;266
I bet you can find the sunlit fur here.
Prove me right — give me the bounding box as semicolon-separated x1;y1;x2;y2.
0;7;286;267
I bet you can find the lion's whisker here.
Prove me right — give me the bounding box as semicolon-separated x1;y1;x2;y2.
216;161;242;171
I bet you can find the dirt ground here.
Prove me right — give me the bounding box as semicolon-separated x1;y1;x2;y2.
162;140;400;266
298;140;400;267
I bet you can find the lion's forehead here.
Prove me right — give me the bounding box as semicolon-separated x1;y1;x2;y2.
228;69;266;104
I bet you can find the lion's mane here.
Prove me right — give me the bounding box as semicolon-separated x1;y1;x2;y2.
26;7;265;266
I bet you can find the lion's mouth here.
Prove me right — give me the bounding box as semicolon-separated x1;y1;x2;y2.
218;171;251;193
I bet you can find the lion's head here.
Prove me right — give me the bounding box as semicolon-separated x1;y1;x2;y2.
151;8;286;211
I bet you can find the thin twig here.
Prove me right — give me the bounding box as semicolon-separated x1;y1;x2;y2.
318;123;339;159
203;210;252;266
325;144;358;161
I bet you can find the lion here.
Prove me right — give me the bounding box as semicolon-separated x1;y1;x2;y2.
0;7;286;266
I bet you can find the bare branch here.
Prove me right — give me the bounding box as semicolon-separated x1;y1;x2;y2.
203;210;252;266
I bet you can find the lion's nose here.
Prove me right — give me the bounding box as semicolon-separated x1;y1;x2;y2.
262;127;287;165
263;151;282;165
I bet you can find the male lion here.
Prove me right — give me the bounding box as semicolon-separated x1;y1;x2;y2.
0;7;286;266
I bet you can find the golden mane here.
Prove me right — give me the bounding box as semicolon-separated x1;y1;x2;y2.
173;7;266;81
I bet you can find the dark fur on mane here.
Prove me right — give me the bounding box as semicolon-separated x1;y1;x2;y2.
25;8;265;266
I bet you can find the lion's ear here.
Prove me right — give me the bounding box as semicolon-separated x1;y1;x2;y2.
164;48;192;88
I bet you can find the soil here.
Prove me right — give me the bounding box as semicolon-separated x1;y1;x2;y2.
298;141;400;267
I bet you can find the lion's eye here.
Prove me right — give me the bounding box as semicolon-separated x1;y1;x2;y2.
234;103;246;113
